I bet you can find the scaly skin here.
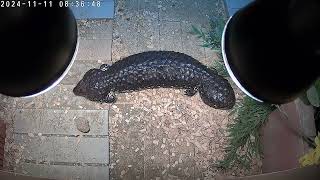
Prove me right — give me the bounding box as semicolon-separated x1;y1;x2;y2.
73;51;235;109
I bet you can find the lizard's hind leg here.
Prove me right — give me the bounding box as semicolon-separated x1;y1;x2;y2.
102;91;117;103
184;87;197;96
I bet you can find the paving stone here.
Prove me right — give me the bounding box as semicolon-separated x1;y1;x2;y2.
13;134;109;164
110;134;144;180
112;15;140;61
109;103;146;179
43;85;110;110
0;94;16;110
137;11;161;52
14;134;56;163
115;92;139;105
15;163;109;180
76;39;112;61
144;128;170;180
110;137;144;180
77;19;113;40
159;0;191;22
204;48;221;67
168;138;195;155
117;0;139;14
194;166;206;180
52;137;109;164
13;109;108;135
62;60;105;85
168;153;195;180
109;104;147;138
180;21;207;65
15;163;52;178
159;21;183;52
195;0;227;24
13;95;45;109
138;0;159;13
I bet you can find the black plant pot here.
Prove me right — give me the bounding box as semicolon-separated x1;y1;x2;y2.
222;0;320;104
0;6;78;97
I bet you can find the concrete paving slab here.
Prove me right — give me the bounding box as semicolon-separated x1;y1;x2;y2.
77;19;113;40
110;138;144;180
76;137;109;164
13;134;109;164
159;21;183;52
14;134;56;163
109;104;146;138
138;0;158;13
159;0;191;22
13;109;108;135
196;0;227;23
42;85;110;110
0;95;16;110
14;163;52;179
109;103;146;180
144;128;170;180
168;153;195;180
76;39;112;61
13;95;45;109
62;60;104;85
112;20;140;61
117;0;139;14
204;48;221;65
136;11;161;52
15;163;109;180
180;21;207;65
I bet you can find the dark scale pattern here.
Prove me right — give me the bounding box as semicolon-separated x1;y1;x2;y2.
73;51;235;109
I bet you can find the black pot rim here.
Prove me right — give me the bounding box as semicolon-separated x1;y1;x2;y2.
22;37;79;98
221;16;263;102
22;8;79;98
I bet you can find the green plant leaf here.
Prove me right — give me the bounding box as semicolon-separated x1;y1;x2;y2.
314;79;320;94
217;96;275;169
306;86;320;107
190;25;202;35
201;44;210;48
299;93;311;105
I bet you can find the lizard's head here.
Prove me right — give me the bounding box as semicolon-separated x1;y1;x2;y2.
73;69;109;102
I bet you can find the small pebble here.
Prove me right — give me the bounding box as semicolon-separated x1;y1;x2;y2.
74;117;90;133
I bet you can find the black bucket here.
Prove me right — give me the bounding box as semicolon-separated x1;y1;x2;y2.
0;6;78;97
222;0;320;104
